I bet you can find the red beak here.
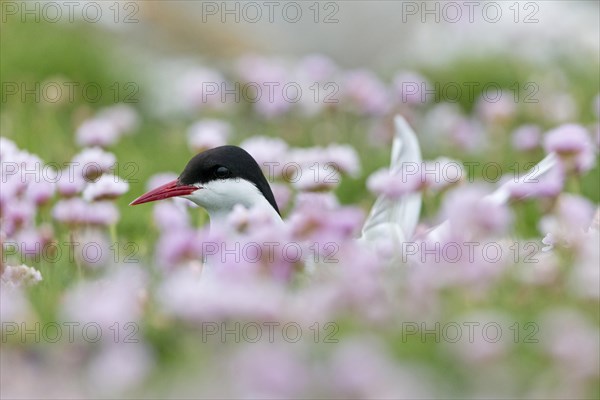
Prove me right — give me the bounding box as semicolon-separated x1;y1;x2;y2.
129;179;199;206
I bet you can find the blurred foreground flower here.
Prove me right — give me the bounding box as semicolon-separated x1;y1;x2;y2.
441;185;513;238
1;264;42;287
61;265;147;332
539;193;596;251
540;309;600;382
543;123;596;173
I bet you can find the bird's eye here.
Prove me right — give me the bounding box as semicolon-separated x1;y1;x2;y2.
214;166;230;179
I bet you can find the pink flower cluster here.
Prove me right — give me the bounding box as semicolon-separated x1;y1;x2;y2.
76;104;139;147
1;106;135;271
3;58;599;400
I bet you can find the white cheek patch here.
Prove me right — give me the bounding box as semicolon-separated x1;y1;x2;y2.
183;178;267;213
206;179;260;201
206;177;244;194
182;177;282;224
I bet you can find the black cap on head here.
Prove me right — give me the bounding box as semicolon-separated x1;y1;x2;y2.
178;145;280;215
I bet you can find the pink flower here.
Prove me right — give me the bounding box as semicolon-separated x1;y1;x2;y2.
291;54;338;116
155;228;203;268
288;204;364;244
476;94;516;123
0;176;23;209
543;124;596;173
511;124;542;151
505;161;565;199
87;342;154;395
0;283;32;324
1;149;44;198
544;124;593;153
449;118;487;152
196;207;297;279
445;312;513;365
366;167;423;199
11;227;52;257
513;251;559;286
236;56;292;118
270;182;292;212
342;69;390;116
2;143;41;167
328;338;430;398
56;168;86;197
187;119;231;152
406;238;510;294
76;118;121;148
97;104;139;135
441;185;513;238
71;147;117;180
157;268;285;321
178;67;229;111
240;136;289;177
236;55;289;85
1;199;36;236
541;93;577;123
254;91;292;118
541;232;556;252
422;103;464;142
53;198;119;226
153;201;190;232
23;178;55;205
1;264;42;287
393;71;431;105
539;193;596;249
0;137;18;161
226;203;283;232
292;163;340;191
288;144;361;178
423;158;464;191
294;54;337;82
228;342;310;398
84;201;121;226
82;174;129;201
76;105;138;148
569;230;600;299
323;144;361;176
61;265;147;332
540;309;600;380
293;192;339;210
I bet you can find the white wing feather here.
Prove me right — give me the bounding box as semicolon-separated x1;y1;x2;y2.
359;116;422;245
485;152;558;205
426;152;559;242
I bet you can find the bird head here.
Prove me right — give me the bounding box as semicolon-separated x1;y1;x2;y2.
130;146;280;220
